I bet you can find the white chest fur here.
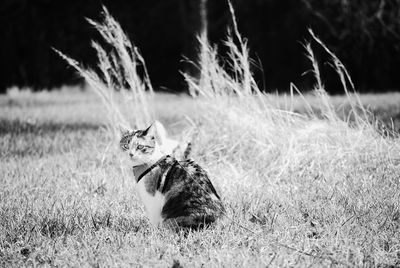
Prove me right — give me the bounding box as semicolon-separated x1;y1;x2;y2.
136;178;166;226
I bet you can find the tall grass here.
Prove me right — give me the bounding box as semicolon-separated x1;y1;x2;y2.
54;7;154;138
184;3;398;177
182;3;400;264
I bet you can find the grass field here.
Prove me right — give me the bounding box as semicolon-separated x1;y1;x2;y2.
1;87;400;267
2;7;400;267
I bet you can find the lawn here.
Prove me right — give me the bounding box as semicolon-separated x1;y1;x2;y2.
1;87;400;267
2;7;400;267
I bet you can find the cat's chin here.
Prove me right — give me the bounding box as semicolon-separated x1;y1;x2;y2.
130;152;164;167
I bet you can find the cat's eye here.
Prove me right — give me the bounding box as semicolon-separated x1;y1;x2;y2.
137;145;144;150
122;144;129;150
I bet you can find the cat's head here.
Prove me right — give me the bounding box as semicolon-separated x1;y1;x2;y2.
119;123;162;166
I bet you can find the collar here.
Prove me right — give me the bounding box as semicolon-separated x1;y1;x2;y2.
133;155;170;182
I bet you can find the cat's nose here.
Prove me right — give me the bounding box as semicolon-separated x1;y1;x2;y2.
129;153;133;157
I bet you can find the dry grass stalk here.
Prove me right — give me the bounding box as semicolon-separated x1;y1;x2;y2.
54;6;154;139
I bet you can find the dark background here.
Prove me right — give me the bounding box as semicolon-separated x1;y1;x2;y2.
1;0;400;94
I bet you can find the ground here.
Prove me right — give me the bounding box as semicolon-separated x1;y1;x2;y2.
1;87;400;267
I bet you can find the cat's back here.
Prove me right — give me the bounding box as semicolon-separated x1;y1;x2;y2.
161;158;220;198
160;157;224;226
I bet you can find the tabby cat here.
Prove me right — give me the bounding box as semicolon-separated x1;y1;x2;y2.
120;122;224;229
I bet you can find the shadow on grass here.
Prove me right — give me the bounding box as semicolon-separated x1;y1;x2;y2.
0;119;101;136
0;119;104;158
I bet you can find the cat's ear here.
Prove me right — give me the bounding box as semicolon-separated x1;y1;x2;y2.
153;120;168;144
143;120;167;144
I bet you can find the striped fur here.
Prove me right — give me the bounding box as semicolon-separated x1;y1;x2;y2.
138;156;224;229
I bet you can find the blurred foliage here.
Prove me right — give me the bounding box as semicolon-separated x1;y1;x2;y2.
0;0;400;93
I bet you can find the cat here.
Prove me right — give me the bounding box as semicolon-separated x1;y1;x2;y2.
119;122;224;229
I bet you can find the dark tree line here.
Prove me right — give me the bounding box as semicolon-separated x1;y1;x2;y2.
1;0;400;94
